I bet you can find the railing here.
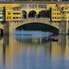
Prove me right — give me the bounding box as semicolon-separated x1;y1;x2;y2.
22;18;50;23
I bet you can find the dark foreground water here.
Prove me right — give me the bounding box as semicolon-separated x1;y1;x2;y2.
0;32;69;69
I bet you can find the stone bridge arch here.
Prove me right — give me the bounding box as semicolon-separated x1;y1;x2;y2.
15;21;59;30
15;18;59;29
9;18;59;34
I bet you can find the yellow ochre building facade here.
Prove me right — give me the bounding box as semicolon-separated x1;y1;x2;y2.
5;5;13;21
0;2;69;22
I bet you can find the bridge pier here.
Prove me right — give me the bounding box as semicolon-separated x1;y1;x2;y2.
59;20;68;35
3;21;15;35
3;22;9;35
58;35;68;46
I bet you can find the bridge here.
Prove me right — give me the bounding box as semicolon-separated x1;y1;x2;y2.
0;2;68;35
0;18;59;34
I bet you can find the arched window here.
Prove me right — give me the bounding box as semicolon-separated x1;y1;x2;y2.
22;10;27;18
38;10;46;18
28;10;37;18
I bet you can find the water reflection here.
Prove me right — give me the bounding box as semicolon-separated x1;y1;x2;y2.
14;34;51;44
0;34;69;69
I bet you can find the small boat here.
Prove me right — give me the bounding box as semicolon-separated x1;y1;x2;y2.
51;37;58;42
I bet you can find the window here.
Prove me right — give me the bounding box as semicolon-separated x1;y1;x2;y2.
13;13;20;15
29;4;37;8
65;17;67;19
19;4;27;8
13;9;19;11
18;13;21;14
16;17;18;19
38;4;46;8
0;17;2;19
53;13;54;14
10;17;11;19
13;13;15;14
16;13;21;15
55;9;56;11
7;17;11;19
57;9;59;11
0;8;3;12
0;13;3;15
53;17;54;19
60;17;61;19
57;17;59;19
67;12;69;13
13;17;15;19
65;7;68;10
8;12;11;15
62;7;64;10
55;13;56;15
53;9;56;11
7;17;8;19
57;13;59;15
62;12;64;14
55;17;56;19
62;17;64;19
53;9;54;11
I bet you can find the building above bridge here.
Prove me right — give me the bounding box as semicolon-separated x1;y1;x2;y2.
0;2;69;22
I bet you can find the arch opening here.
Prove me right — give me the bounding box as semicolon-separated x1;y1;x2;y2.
37;10;51;18
15;22;59;34
38;10;47;18
28;10;37;18
22;10;27;19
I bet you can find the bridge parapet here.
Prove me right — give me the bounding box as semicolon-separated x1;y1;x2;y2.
22;18;50;22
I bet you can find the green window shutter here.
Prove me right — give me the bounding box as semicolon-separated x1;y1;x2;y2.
0;17;3;19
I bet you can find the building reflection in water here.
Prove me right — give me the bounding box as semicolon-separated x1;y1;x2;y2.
0;34;69;69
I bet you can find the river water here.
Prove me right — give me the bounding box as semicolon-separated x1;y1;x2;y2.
0;31;69;69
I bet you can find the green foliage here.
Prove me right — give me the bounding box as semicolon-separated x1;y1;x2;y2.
48;20;53;24
0;17;3;19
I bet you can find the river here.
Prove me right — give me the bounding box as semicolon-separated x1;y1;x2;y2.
0;31;69;69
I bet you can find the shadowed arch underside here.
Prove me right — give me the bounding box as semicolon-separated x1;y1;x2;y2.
16;22;59;34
